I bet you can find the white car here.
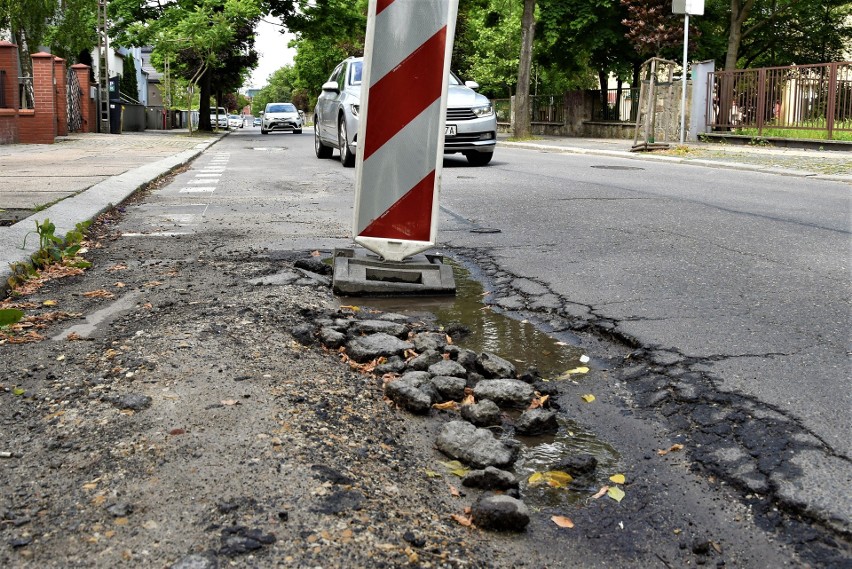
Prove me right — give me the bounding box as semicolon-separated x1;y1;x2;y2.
261;103;303;135
227;115;243;129
314;56;496;167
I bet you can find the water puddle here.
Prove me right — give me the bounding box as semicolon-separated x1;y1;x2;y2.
346;260;621;506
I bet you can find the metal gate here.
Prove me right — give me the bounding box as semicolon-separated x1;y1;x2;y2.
67;67;83;132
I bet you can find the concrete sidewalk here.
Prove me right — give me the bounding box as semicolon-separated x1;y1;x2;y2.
498;134;852;182
1;130;220;287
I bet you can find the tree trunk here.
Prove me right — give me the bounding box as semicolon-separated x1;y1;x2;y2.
513;0;535;139
199;69;212;131
724;0;755;71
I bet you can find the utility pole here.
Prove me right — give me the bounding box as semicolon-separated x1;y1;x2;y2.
672;0;704;144
97;0;110;133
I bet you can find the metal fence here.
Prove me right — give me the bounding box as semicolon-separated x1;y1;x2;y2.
590;88;640;122
707;62;852;139
530;95;564;123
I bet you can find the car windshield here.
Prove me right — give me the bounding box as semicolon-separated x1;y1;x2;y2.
267;104;296;113
228;115;239;119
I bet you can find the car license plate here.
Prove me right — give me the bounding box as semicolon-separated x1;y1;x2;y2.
445;124;457;137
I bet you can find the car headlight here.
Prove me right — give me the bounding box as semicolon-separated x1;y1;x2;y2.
471;104;494;118
351;104;360;118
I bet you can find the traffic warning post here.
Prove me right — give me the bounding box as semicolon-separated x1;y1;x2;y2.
352;0;460;263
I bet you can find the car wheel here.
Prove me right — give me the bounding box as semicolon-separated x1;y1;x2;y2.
261;128;268;135
465;151;493;166
339;118;355;168
294;128;302;134
315;121;333;159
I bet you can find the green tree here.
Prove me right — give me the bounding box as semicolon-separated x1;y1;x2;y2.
111;0;263;131
120;53;139;102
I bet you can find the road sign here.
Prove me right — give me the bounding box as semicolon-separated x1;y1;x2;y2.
673;0;704;15
353;0;460;262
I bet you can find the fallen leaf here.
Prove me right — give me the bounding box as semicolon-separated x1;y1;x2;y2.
581;394;596;403
423;469;441;478
609;474;626;484
143;281;163;288
12;387;25;396
607;486;625;503
591;486;609;499
551;515;574;528
82;483;98;491
104;530;116;538
450;513;473;527
449;485;461;497
66;332;83;341
220;399;239;406
339;305;360;312
91;495;107;506
558;366;589;379
528;470;573;488
460;393;475;406
107;264;128;272
657;443;685;456
432;401;459;411
42;300;57;307
114;282;126;288
529;394;549;409
83;289;114;299
438;460;470;477
169;428;186;436
711;542;723;554
114;517;129;526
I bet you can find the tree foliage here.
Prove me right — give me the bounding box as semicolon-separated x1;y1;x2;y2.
120;53;140;102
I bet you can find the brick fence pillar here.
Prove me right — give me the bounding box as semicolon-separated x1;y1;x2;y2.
19;51;57;144
54;56;68;136
0;41;20;144
71;64;95;133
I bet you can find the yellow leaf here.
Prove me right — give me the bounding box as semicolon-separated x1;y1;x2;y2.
423;469;441;478
581;394;596;403
557;366;589;379
528;471;573;488
607;486;625;503
438;460;470;477
551;515;575;528
432;401;459;411
609;474;626;484
43;300;57;306
339;305;360;312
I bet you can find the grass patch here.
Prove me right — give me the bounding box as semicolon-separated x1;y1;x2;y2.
734;127;852;142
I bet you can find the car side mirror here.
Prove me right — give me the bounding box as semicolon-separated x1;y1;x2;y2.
322;81;340;93
465;80;480;90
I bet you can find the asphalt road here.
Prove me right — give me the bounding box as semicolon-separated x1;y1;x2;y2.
116;125;849;564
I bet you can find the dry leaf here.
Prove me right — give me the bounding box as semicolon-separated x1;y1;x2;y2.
114;517;129;526
449;485;461;498
220;399;239;406
423;469;441;478
528;471;573;488
339;305;360;312
432;401;459;411
114;282;126;288
581;394;596;403
66;332;83;341
82;483;98;491
551;515;575;528
42;300;57;306
311;250;321;257
461;392;475;406
83;289;114;299
558;366;590;379
529;394;549;409
107;264;128;272
143;281;163;287
169;428;186;436
609;474;626;484
450;513;473;527
91;495;107;506
591;485;610;499
657;443;685;456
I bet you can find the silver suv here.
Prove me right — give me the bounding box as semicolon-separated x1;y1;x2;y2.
261;102;303;135
314;56;496;167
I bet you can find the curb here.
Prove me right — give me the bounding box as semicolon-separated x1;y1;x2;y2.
0;136;220;289
498;141;852;183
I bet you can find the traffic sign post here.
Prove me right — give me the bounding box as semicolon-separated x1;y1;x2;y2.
352;0;460;263
673;0;704;144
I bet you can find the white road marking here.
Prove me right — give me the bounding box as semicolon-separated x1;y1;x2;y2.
179;187;216;193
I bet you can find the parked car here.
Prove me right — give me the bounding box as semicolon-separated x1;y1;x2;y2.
210;106;228;129
227;114;243;129
252;116;261;127
313;56;496;167
261;102;303;134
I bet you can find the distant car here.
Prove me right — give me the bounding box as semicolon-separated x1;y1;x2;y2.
227;114;243;129
252;117;261;127
261;102;303;135
313;56;496;167
210;107;228;129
